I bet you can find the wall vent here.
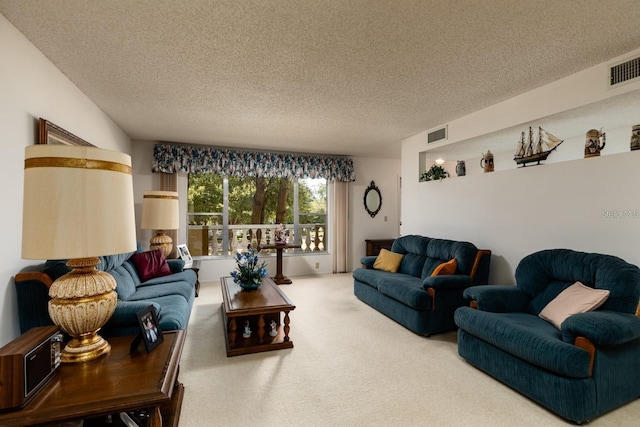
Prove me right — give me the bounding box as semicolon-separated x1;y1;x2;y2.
609;55;640;87
427;126;447;143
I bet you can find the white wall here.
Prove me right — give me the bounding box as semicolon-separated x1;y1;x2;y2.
401;49;640;284
0;14;132;346
349;157;401;271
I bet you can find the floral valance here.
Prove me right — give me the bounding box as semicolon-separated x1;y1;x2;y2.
152;144;355;182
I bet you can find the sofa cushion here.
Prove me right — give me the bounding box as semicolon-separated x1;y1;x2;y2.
128;278;195;302
373;249;404;272
140;269;197;288
539;281;610;329
130;249;172;282
353;268;397;290
392;235;431;278
109;264;138;300
98;249;138;271
377;275;432;310
421;239;477;278
454;307;591;378
147;294;193;331
432;259;457;276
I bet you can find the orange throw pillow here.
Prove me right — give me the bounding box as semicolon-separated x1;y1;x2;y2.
431;259;457;276
373;249;404;273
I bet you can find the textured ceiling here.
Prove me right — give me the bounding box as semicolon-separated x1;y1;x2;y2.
2;1;640;159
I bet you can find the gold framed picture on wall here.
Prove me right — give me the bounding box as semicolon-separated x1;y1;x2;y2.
38;118;94;146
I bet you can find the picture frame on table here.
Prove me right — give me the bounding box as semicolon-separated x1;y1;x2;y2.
177;244;193;262
38;118;95;146
134;306;163;353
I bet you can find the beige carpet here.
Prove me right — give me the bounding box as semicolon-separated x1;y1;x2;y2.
179;274;640;426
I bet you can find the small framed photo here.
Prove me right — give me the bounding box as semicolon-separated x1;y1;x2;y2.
136;306;163;353
177;244;193;262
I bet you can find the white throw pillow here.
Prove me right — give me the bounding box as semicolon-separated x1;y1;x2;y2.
539;281;610;329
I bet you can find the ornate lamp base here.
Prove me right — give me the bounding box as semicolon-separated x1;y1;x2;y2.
47;257;117;363
150;230;173;258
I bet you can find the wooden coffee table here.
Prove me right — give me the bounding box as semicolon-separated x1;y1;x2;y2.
221;276;296;357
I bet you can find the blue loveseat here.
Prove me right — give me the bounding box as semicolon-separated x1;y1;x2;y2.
455;249;640;423
353;235;491;336
15;245;197;337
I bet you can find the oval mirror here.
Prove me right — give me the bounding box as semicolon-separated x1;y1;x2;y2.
364;181;382;218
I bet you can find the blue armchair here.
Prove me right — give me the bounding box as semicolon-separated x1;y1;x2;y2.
454;249;640;423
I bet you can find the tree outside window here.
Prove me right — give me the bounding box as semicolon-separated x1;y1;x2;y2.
187;175;326;256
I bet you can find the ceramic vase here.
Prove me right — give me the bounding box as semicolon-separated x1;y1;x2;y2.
239;281;261;291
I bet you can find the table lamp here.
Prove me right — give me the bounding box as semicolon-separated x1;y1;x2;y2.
22;145;137;363
141;190;179;258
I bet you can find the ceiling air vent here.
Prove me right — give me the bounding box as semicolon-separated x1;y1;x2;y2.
427;126;447;143
609;55;640;87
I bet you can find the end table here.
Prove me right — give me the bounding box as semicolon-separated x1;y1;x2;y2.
184;259;201;296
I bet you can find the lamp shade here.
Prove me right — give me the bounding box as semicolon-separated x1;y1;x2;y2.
22;145;137;260
141;191;179;230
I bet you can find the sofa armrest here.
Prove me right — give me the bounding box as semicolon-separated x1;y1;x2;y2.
360;256;377;269
463;285;529;312
561;311;640;346
422;275;471;290
469;249;491;284
167;258;185;273
14;272;55;333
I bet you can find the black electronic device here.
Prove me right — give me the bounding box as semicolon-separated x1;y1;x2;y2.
0;325;63;411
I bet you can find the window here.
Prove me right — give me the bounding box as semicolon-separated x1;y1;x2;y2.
187;175;326;257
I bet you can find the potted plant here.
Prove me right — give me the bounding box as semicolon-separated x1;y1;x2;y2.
230;246;269;291
420;164;450;182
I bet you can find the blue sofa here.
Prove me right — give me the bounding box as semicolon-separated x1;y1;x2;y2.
14;246;197;337
353;235;491;336
455;249;640;423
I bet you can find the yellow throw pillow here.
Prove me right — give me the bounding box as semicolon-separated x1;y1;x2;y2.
373;249;404;273
431;259;457;276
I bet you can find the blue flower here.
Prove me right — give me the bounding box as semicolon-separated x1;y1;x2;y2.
230;247;269;285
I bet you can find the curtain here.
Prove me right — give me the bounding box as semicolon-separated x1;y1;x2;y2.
159;172;179;259
331;180;349;273
151;143;355;182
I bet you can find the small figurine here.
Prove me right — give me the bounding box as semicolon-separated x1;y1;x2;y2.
584;128;606;158
480;150;494;173
243;320;252;338
269;320;278;337
630;124;640;151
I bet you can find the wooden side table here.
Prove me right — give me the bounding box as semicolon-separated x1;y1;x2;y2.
0;330;186;427
365;239;395;256
184;259;201;297
258;243;301;284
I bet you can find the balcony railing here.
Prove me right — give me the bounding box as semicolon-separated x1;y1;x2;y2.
187;223;326;257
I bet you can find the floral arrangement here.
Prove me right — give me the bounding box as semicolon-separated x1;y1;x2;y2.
230;247;269;289
420;164;450;182
274;223;288;243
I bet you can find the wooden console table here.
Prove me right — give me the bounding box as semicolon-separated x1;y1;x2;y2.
221;276;295;357
258;243;301;284
0;330;186;427
365;238;395;256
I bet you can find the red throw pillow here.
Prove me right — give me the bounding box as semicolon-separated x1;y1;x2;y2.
130;249;172;282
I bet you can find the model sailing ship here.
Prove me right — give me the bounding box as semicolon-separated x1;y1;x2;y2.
514;126;564;166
